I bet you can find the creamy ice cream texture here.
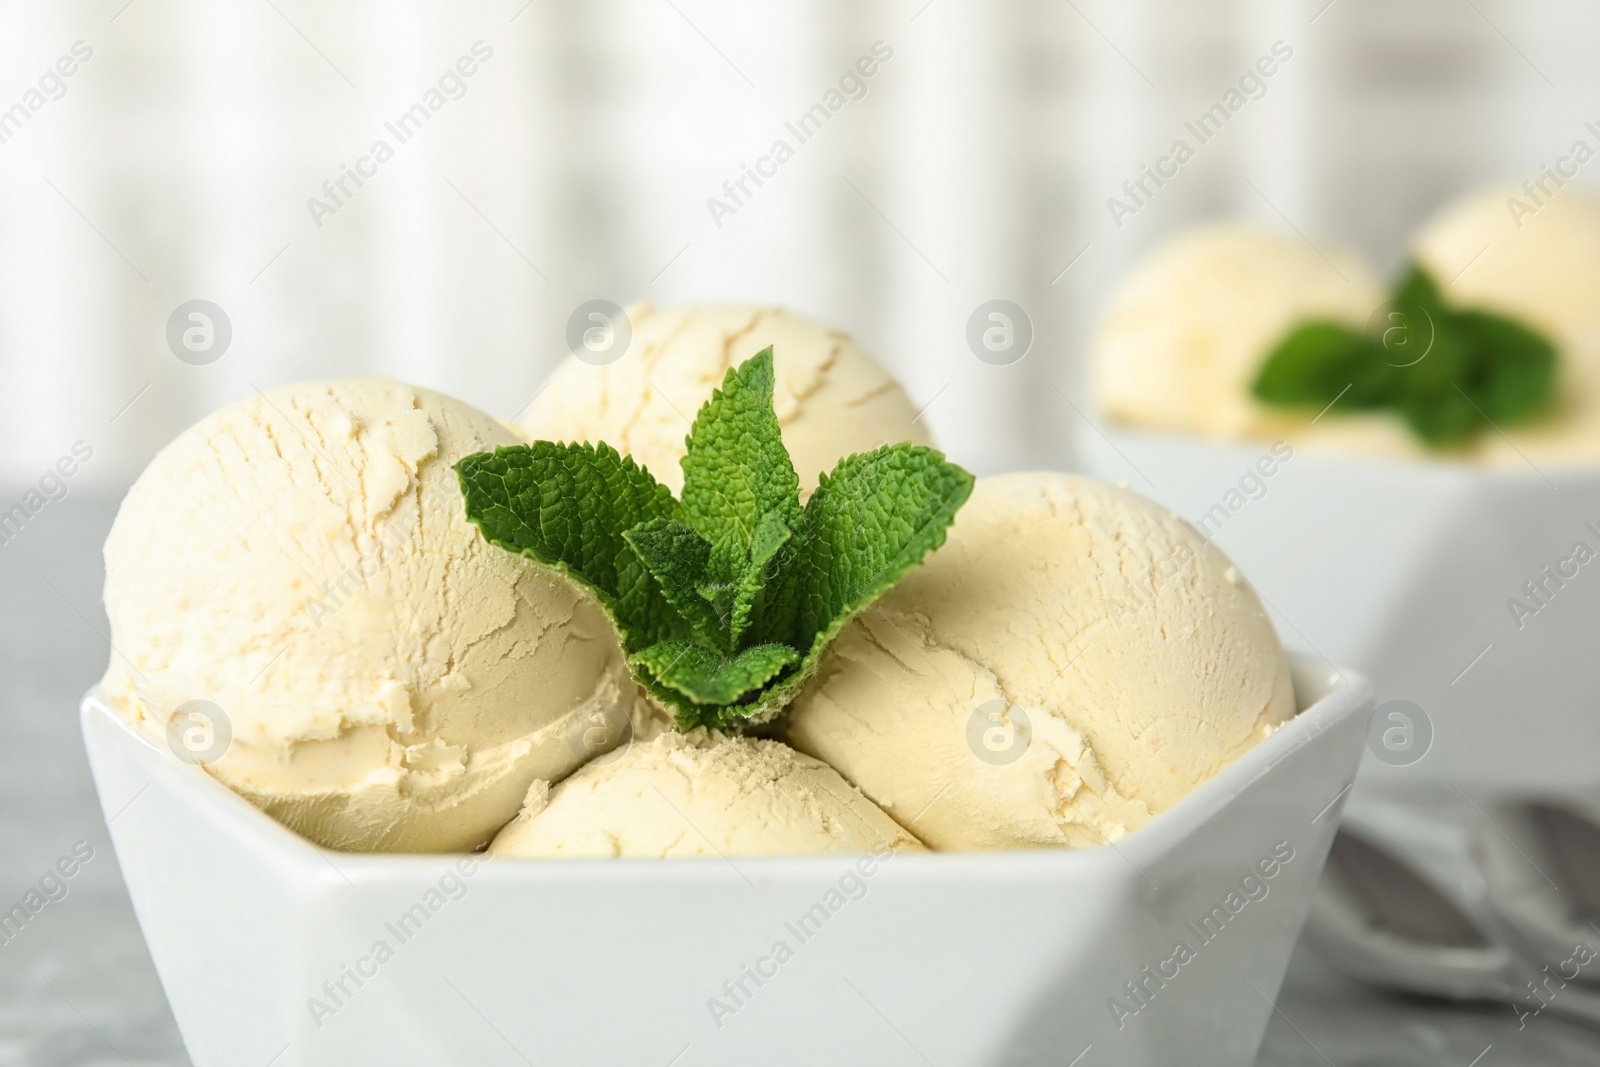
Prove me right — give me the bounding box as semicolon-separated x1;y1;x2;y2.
518;303;934;494
101;379;637;853
1413;185;1600;465
489;731;924;859
1091;223;1390;448
106;362;1287;856
785;471;1295;851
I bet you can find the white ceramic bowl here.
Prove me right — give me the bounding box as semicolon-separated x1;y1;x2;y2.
1077;425;1600;791
82;656;1368;1067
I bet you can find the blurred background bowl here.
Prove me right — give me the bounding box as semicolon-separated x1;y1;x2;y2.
1076;425;1600;792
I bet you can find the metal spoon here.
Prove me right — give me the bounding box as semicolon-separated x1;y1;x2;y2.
1306;796;1600;1030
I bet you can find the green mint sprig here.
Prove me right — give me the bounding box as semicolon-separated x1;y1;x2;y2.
1251;265;1557;446
456;348;974;730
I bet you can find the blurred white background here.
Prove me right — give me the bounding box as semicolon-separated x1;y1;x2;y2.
1;0;1596;491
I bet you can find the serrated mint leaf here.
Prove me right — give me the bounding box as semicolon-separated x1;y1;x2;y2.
712;444;973;728
1253;264;1559;446
632;640;799;707
682;528;744;650
679;348;803;552
460;349;974;734
622;519;728;650
728;510;791;648
749;507;793;565
456;442;685;647
789;443;974;651
706;526;746;578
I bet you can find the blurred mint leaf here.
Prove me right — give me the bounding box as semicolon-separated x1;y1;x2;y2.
1251;263;1558;446
1391;262;1447;317
1252;321;1393;409
1455;309;1556;423
459;349;973;732
1399;388;1479;445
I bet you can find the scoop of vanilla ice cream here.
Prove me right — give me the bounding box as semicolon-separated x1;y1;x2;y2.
1092;224;1402;450
1413;185;1600;465
785;472;1295;851
519;304;934;494
488;731;924;858
102;379;638;852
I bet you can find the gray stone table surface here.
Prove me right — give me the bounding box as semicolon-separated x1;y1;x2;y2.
1;493;1596;1066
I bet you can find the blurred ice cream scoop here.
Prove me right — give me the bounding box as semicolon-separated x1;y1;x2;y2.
785;472;1295;850
519;304;934;494
488;730;923;858
1414;184;1600;464
102;378;635;852
1092;224;1387;444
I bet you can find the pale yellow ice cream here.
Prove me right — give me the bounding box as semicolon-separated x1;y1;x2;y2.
1414;185;1600;465
1095;208;1600;466
519;304;934;494
102;379;637;853
785;472;1295;851
1092;224;1391;449
489;731;924;858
